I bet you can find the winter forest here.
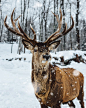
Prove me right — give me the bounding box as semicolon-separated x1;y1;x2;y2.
0;0;86;108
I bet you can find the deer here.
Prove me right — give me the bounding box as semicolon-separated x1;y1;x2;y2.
4;8;84;108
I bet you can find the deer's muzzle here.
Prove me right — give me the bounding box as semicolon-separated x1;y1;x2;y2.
43;53;51;61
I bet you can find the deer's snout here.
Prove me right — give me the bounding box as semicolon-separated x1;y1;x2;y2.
36;88;46;96
43;53;51;60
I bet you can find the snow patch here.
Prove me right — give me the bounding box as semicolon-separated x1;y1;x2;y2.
73;70;80;76
50;92;53;96
43;75;48;79
42;60;46;63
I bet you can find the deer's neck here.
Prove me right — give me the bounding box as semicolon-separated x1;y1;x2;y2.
33;61;49;72
32;56;49;72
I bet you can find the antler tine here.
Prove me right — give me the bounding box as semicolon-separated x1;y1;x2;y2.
4;16;23;37
49;23;67;42
14;15;21;22
30;24;36;41
62;23;67;34
11;8;21;33
4;8;27;38
52;8;62;33
18;21;34;43
4;8;36;45
44;8;62;44
51;11;59;22
49;17;74;43
11;8;30;40
63;16;74;35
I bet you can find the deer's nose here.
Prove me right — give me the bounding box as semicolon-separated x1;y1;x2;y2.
43;54;50;60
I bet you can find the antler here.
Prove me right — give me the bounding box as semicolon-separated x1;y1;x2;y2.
49;16;74;44
44;9;74;45
44;9;63;44
4;8;36;45
30;24;36;41
4;8;74;47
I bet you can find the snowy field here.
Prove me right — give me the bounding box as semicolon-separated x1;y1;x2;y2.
0;43;86;108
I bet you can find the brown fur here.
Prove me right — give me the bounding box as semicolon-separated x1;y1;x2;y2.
32;58;84;108
29;43;84;108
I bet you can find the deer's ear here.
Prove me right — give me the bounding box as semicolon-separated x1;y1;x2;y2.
22;39;33;50
49;40;61;51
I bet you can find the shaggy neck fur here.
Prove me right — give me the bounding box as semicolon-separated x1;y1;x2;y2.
32;54;49;72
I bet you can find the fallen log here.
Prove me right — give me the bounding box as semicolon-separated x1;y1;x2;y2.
53;54;86;66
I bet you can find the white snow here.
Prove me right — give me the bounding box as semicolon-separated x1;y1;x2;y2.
0;43;86;108
43;75;48;79
42;60;46;63
50;92;54;96
73;70;80;77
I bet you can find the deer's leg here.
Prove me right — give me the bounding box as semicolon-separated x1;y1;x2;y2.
77;83;84;108
52;104;61;108
40;104;48;108
68;100;75;108
52;102;61;108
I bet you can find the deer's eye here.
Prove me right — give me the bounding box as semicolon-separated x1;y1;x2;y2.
34;49;37;52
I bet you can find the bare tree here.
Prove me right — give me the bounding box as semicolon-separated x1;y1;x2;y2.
76;0;80;49
17;0;28;54
60;0;65;50
36;0;51;42
0;0;2;42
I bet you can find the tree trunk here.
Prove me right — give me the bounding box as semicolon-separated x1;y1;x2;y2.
11;33;13;53
42;0;46;42
70;3;72;50
45;0;50;40
54;0;56;32
76;0;80;49
0;0;2;42
60;0;65;50
18;0;26;54
56;0;58;14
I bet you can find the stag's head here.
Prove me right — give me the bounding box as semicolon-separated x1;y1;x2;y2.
4;8;74;98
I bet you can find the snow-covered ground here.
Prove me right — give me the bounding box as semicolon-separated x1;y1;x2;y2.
0;43;86;108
